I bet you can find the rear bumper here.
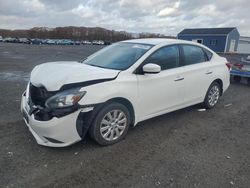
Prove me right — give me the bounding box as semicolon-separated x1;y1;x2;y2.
21;92;92;147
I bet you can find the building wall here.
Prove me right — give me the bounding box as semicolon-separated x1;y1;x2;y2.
225;29;240;52
236;36;250;54
239;36;250;43
177;35;227;52
239;40;250;44
237;37;250;54
237;43;250;54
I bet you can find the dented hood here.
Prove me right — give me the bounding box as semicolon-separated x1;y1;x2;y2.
30;61;120;91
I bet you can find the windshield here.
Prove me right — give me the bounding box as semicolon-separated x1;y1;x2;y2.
83;42;153;70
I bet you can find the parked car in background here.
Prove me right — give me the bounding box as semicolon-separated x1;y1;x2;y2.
92;40;104;45
41;39;48;44
31;38;43;45
46;39;57;45
1;37;110;46
53;39;60;45
229;61;250;85
18;38;32;44
74;41;81;45
21;38;230;147
104;41;112;45
60;39;74;45
92;40;98;45
82;40;92;45
4;37;18;43
99;40;105;45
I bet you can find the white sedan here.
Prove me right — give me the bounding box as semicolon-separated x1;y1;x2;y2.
21;38;230;147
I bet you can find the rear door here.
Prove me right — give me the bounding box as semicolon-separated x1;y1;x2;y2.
179;44;214;105
136;45;185;120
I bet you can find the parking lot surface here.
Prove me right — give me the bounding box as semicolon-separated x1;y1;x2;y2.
0;43;250;188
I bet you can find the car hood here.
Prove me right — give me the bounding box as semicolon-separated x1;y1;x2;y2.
30;61;120;91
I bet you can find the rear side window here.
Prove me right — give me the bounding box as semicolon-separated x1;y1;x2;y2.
182;45;207;65
144;45;179;70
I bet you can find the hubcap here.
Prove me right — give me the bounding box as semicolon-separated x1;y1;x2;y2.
208;85;220;106
100;110;127;141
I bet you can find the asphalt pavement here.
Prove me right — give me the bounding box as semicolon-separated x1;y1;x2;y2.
0;43;250;188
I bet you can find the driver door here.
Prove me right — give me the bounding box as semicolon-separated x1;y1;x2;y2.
136;45;185;120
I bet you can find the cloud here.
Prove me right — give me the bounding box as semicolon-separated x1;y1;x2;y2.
0;0;250;36
157;1;180;17
23;0;45;12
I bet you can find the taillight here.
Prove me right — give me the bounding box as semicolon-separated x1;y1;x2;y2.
234;63;243;69
226;62;232;71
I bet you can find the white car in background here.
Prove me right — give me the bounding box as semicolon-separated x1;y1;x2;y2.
21;38;230;147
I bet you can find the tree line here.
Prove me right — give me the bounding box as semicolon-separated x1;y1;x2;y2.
0;26;173;42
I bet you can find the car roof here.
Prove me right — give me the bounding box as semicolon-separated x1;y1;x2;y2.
121;38;216;55
122;38;195;46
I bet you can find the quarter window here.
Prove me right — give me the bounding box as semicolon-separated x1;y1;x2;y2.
144;46;179;70
204;48;213;60
182;45;207;65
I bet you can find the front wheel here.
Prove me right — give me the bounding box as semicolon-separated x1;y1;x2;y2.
203;82;221;109
89;102;131;145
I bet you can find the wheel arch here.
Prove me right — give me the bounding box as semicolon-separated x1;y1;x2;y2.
202;78;223;109
105;97;135;126
77;97;135;139
213;78;223;95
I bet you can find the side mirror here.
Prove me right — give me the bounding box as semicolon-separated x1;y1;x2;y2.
142;63;161;74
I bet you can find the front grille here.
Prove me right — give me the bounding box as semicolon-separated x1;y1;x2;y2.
29;84;55;107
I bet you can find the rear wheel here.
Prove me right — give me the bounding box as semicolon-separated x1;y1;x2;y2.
89;102;131;145
203;82;221;109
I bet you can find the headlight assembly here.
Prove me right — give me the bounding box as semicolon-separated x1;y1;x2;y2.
45;88;86;109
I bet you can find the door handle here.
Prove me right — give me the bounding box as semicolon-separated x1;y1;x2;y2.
174;76;184;81
205;71;213;75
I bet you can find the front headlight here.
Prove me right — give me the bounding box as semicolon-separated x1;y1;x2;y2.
45;88;86;109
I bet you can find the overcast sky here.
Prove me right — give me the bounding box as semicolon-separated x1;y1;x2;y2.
0;0;249;36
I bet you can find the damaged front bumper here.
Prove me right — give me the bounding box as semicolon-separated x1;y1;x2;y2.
21;92;94;147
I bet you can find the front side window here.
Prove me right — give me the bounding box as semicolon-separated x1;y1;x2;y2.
182;45;207;65
83;42;153;70
143;45;179;71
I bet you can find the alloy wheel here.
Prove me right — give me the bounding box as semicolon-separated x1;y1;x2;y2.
100;110;127;141
208;85;220;107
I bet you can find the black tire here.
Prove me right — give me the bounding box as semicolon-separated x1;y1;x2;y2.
89;102;131;146
202;82;221;109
